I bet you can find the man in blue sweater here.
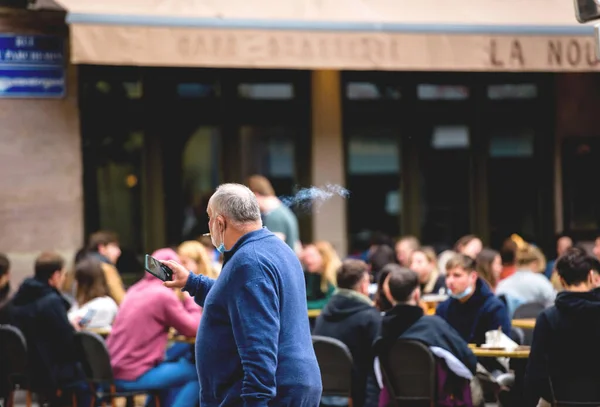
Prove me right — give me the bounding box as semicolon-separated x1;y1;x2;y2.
164;183;322;407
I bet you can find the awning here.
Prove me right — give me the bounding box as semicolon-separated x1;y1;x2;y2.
56;0;600;71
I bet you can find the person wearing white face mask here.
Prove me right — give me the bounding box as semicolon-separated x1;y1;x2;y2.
435;253;511;346
163;183;322;407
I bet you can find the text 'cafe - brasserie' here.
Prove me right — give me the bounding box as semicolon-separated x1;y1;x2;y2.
172;33;600;71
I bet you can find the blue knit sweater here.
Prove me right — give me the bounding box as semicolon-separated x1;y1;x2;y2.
183;227;322;407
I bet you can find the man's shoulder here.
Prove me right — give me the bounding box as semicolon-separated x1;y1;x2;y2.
266;204;297;224
436;298;451;313
481;293;506;311
228;240;300;279
538;305;558;324
418;314;452;330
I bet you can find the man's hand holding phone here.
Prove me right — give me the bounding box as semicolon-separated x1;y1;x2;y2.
162;260;191;289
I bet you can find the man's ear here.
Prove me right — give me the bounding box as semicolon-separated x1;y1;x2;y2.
470;271;479;284
413;287;421;304
559;276;568;289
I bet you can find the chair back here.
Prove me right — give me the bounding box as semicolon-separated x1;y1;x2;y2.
379;339;436;406
75;331;114;384
513;302;545;319
312;335;353;398
0;324;29;389
513;302;545;345
550;375;600;406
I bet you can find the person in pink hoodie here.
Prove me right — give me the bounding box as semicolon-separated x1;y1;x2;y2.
106;248;201;407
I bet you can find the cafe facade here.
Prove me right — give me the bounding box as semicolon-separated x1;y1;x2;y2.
3;0;600;279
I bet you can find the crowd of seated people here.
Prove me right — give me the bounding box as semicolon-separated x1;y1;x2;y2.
0;230;219;407
3;174;600;407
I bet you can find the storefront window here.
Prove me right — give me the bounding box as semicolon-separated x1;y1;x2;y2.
487;84;537;100
346;82;402;100
419;124;471;246
346;128;401;252
80;67;145;273
239;126;297;196
417;84;469;100
488;127;537;246
181;127;221;240
238;83;294;99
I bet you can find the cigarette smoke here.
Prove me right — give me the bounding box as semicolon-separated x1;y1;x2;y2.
281;184;350;213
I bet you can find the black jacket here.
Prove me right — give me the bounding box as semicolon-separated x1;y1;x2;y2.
525;287;600;405
5;278;80;392
313;290;382;407
374;304;477;375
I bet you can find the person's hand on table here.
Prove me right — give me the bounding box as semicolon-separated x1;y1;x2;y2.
162;260;191;289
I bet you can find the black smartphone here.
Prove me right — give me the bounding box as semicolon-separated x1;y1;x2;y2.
144;254;173;282
79;309;96;328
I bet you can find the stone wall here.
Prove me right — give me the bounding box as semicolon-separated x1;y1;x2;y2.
0;9;82;286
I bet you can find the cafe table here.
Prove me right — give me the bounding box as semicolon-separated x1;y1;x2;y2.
86;327;111;337
308;309;321;318
512;318;536;329
468;344;530;359
171;334;196;345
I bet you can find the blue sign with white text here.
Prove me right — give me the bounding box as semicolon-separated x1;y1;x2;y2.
0;34;65;98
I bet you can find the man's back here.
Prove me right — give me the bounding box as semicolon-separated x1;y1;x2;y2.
313;290;381;407
526;288;600;402
196;228;321;406
7;278;78;391
263;204;299;250
496;270;556;307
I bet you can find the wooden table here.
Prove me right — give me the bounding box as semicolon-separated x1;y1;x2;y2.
308;309;321;318
86;327;111;337
512;318;536;329
171;334;195;345
468;344;530;359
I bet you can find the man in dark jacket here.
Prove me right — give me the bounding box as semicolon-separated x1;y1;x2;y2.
525;249;600;406
313;259;382;407
5;252;85;403
436;253;511;345
375;266;477;376
374;266;481;406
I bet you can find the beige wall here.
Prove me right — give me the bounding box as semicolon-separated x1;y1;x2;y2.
310;70;347;256
0;10;82;286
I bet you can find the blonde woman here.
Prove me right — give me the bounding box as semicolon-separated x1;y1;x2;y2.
409;247;446;295
178;240;218;279
302;241;341;310
495;242;556;308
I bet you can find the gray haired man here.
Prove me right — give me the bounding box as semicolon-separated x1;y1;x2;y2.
164;183;322;407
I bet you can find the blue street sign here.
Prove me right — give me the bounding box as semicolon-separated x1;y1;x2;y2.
0;34;65;98
0;67;65;98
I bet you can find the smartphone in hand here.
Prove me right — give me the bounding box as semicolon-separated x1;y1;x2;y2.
79;309;97;328
145;254;173;282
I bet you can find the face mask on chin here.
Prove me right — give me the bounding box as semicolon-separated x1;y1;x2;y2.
449;285;473;300
211;221;226;254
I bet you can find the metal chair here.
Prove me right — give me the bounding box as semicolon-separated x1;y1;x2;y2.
0;324;32;407
513;302;545;345
312;335;353;407
378;339;436;407
75;331;161;407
